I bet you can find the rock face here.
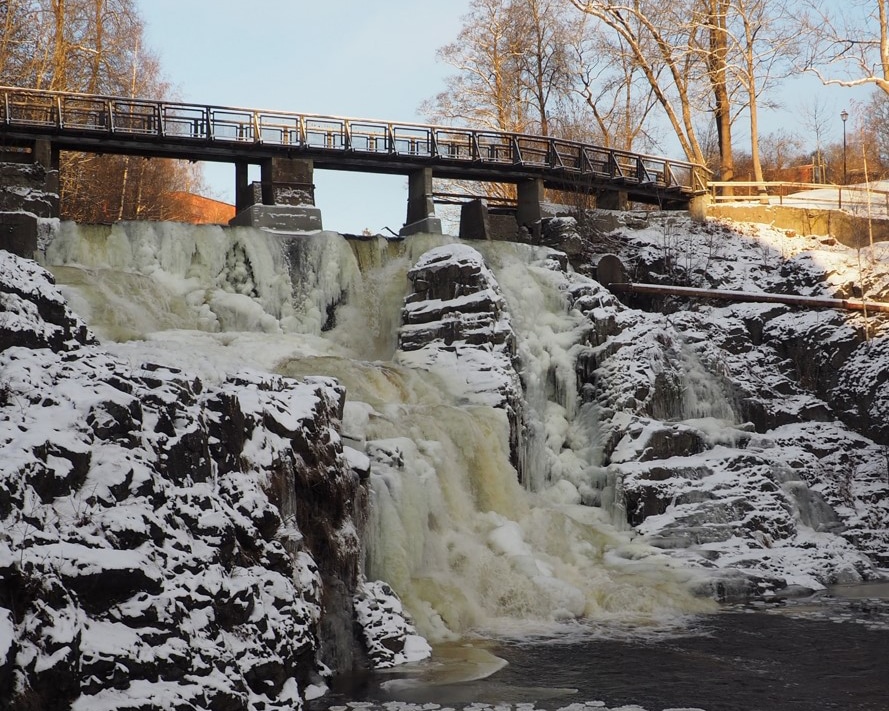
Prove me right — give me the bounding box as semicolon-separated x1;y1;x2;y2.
0;162;59;218
0;250;422;710
0;253;95;351
397;243;524;474
546;212;889;595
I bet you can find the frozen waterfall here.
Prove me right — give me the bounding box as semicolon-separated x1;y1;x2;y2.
42;221;713;643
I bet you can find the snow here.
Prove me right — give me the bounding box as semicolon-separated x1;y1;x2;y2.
742;180;889;219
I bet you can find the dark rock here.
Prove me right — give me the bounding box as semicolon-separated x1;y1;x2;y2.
207;688;249;711
639;425;707;462
206;391;251;475
62;564;163;615
28;440;91;503
161;426;212;484
0;255;95;352
244;658;286;696
86;397;143;444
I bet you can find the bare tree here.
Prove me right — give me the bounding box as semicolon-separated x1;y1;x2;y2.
863;91;889;174
799;96;833;181
569;0;709;165
0;0;208;222
0;1;41;85
801;0;889;96
423;0;526;132
511;0;573;135
699;0;735;182
723;0;797;188
564;8;661;151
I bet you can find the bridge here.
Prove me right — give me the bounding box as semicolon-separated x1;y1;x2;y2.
0;85;708;238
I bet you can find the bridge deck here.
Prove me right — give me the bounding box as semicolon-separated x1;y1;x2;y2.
0;86;707;207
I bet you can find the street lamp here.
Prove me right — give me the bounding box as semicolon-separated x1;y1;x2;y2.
841;109;849;184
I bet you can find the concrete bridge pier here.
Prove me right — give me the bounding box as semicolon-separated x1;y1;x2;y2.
596;188;628;211
234;161;253;212
0;138;60;259
517;178;545;229
230;157;323;232
400;167;442;236
688;193;709;222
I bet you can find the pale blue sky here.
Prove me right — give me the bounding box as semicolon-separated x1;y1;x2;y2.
141;0;472;233
140;0;871;233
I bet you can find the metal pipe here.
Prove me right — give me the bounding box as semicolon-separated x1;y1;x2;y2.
608;281;889;314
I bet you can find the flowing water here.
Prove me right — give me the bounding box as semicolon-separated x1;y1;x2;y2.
41;222;888;710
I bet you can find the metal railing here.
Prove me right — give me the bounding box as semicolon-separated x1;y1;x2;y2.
0;85;707;197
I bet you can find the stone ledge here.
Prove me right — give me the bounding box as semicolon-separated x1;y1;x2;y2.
229;204;323;232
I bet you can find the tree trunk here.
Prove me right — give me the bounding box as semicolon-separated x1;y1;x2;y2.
50;0;68;90
707;0;734;193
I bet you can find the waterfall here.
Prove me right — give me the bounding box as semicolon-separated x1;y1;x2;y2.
44;222;713;646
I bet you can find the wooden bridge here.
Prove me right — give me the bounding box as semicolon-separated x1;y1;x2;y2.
0;85;708;235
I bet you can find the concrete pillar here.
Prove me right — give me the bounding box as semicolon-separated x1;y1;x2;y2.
0;212;39;260
597;189;628;211
32;139;60;215
32;139;59;171
231;157;322;232
459;199;490;240
516;178;545;227
260;157;315;206
688;193;709;222
235;161;252;211
401;167;441;235
259;160;275;206
406;167;435;224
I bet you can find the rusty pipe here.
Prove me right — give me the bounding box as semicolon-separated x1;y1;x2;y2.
608;281;889;314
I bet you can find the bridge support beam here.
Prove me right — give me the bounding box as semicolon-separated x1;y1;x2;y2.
688;193;709;222
234;161;252;211
597;189;628;211
400;167;442;236
459;199;523;241
517;178;544;232
230;157;323;232
459;199;490;240
260;157;316;206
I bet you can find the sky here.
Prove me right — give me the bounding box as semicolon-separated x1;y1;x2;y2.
140;0;472;234
140;0;873;234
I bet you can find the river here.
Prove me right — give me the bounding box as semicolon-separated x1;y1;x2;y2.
317;583;889;711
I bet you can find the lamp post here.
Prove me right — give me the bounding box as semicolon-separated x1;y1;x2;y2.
841;109;848;184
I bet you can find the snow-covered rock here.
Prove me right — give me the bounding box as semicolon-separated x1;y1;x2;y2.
397;243;523;472
0;249;425;709
353;581;430;669
0;163;58;218
550;212;889;597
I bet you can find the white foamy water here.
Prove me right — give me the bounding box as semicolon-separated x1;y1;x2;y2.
43;221;713;646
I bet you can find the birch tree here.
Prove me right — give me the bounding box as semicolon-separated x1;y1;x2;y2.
700;0;734;182
565;8;661;151
802;0;889;96
511;0;572;135
422;0;526;132
723;0;797;187
0;0;207;222
569;0;709;165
